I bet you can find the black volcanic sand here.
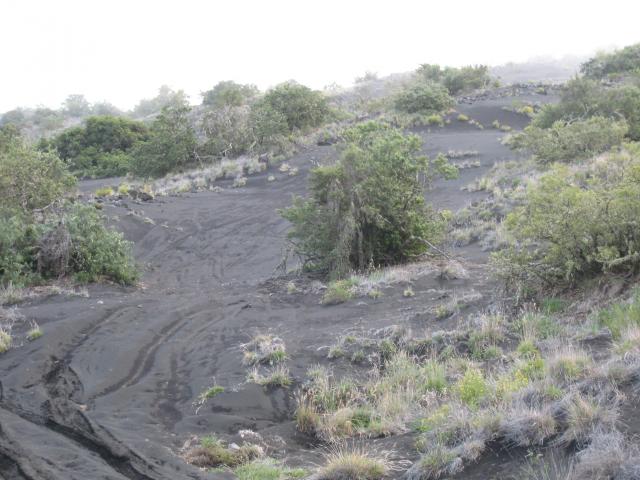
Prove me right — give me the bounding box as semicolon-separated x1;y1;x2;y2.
0;93;556;479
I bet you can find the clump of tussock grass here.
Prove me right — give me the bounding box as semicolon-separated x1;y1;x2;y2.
499;403;557;447
407;438;485;480
445;150;478;159
556;392;619;448
573;429;640;480
0;282;28;306
517;451;574;480
26;322;43;341
315;445;390;480
322;279;358;305
147;155;266;196
0;328;12;353
184;435;263;468
455;367;489;407
233;176;248;188
247;364;292;388
467;314;506;360
298;351;450;441
242;334;287;366
235;458;306;480
614;324;640;356
295;391;320;435
594;290;640;340
545;347;593;384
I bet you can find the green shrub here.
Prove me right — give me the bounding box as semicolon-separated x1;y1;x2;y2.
323;279;356;305
1;133;75;214
235;459;306;480
51;115;148;178
456;368;488;407
595;289;640;339
581;43;640;79
256;82;328;132
533;77;640;141
493;146;640;292
130;100;196;177
393;81;453;115
201;81;258;108
200;105;253;158
0;216;40;285
281;121;456;277
509;116;627;163
416;64;491;95
64;205;138;284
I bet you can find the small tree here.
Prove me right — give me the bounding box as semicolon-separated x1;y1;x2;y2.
509;116;628;163
281;121;457;277
200;105;254;158
493;144;640;295
132;85;187;118
393;81;453;115
201;81;258;108
0;132;75;214
52;115;148;177
581;43;640;79
130;99;197;177
259;82;329;132
63;94;91;117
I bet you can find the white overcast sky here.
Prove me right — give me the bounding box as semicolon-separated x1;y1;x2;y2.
1;0;639;112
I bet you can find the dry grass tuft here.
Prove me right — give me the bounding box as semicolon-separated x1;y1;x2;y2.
316;445;390;480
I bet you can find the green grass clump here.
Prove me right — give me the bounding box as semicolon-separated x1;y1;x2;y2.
117;183;130;195
541;297;567;314
317;448;387;480
186;436;263;468
199;385;224;401
322;279;357;305
596;291;640;339
426;114;444;126
517;312;563;340
249;365;292;388
26;324;43;341
420;360;448;393
95;187;114;197
547;350;591;383
0;329;12;353
516;339;539;359
456;368;488;407
457;114;470;122
235;459;306;480
415;404;451;433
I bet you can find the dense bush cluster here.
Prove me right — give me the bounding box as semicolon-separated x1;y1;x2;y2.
532;77;640;141
130;99;197;178
199;81;329;162
416;64;492;95
492;144;640;294
1;126;76;212
0;130;137;286
391;64;490;120
581;43;640;79
131;85;188;118
47;115;148;177
281;121;457;278
201;81;258;108
509;116;628;163
393;81;453;115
